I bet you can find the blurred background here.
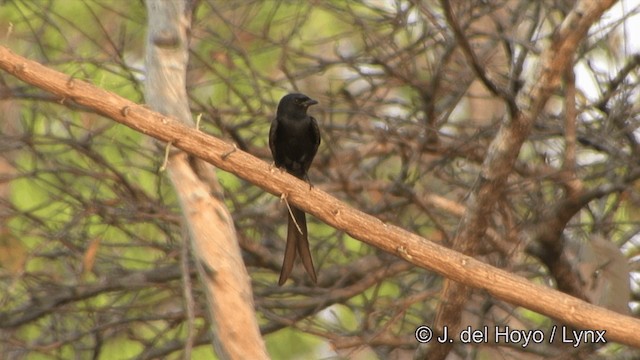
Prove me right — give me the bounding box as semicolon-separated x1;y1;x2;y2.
0;1;639;359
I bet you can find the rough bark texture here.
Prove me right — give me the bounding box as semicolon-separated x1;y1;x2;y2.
430;0;619;358
143;2;268;359
0;43;639;349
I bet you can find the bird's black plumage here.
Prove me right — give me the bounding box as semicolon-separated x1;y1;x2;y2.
269;93;320;285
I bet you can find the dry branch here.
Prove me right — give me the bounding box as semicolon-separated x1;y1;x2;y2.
0;43;639;350
433;1;620;357
143;2;268;359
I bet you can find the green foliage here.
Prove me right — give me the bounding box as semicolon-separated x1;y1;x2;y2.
267;327;323;359
1;0;639;359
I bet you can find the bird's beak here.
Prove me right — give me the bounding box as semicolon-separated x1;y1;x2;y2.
303;98;318;107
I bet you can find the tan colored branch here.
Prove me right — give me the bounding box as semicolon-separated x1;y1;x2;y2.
432;0;620;358
144;2;268;359
0;42;639;350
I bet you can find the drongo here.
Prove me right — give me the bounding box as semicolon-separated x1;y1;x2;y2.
269;93;320;285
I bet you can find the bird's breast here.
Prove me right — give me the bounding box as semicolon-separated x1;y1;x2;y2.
277;120;315;159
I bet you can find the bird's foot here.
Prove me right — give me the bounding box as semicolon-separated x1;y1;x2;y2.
269;162;286;174
304;174;314;191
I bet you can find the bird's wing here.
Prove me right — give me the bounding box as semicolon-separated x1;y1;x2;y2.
302;115;321;173
311;115;321;152
268;117;279;162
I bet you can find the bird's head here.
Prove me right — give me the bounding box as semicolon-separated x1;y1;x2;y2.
277;93;318;116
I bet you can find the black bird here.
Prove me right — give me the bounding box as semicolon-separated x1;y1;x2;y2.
269;93;321;285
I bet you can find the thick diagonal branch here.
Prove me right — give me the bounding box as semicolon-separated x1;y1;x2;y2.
432;1;618;359
0;41;639;349
144;2;268;359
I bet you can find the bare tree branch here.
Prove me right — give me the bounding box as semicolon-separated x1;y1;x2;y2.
143;2;268;359
432;1;619;358
0;44;639;350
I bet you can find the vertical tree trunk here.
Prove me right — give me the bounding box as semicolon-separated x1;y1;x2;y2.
144;1;269;359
